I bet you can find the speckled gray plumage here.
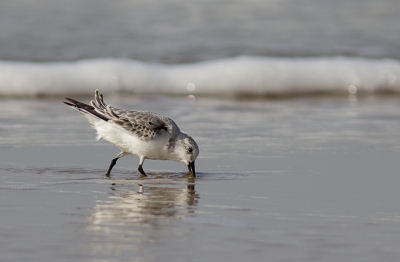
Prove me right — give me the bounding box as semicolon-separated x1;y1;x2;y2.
90;90;180;141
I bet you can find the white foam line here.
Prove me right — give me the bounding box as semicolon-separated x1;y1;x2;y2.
1;56;400;96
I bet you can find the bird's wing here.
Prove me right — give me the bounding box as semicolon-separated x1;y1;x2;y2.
89;90;179;141
110;110;171;141
65;89;180;141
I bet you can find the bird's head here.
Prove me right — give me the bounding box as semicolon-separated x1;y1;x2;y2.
174;134;199;176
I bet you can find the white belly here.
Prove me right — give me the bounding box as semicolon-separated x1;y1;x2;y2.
88;116;174;160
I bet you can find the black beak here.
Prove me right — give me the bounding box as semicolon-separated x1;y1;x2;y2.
187;161;196;177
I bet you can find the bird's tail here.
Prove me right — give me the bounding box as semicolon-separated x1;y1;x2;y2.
64;91;109;121
65;89;122;122
90;89;120;119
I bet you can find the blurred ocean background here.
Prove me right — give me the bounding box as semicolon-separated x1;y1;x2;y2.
0;0;400;97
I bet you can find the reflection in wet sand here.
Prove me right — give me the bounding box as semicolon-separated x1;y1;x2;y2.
91;184;198;226
87;182;199;256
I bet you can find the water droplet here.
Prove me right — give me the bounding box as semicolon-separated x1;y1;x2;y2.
348;85;357;94
187;83;195;92
187;95;195;102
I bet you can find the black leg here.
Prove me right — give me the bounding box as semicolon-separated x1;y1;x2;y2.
138;164;147;176
106;157;119;177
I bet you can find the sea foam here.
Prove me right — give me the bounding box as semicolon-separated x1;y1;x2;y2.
0;56;399;97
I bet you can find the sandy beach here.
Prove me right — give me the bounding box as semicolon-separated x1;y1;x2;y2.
1;97;400;261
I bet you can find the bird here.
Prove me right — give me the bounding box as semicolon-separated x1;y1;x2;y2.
64;89;199;177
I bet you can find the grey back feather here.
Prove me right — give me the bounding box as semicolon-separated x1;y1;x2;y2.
90;90;180;141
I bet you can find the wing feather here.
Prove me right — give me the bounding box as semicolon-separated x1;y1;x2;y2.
88;89;179;141
66;89;180;141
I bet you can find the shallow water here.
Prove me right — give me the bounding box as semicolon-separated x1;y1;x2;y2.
1;97;400;261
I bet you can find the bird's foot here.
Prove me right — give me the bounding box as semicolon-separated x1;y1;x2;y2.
138;165;147;177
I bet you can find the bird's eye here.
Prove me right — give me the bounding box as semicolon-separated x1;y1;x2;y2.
188;148;193;154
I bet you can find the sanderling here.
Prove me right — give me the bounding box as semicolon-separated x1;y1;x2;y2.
64;90;199;177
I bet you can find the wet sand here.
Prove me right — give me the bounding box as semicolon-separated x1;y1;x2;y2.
1;97;400;261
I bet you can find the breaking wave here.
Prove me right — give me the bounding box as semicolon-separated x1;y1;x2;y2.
1;56;399;97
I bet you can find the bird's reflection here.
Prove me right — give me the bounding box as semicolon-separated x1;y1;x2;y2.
85;176;199;256
88;180;199;231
